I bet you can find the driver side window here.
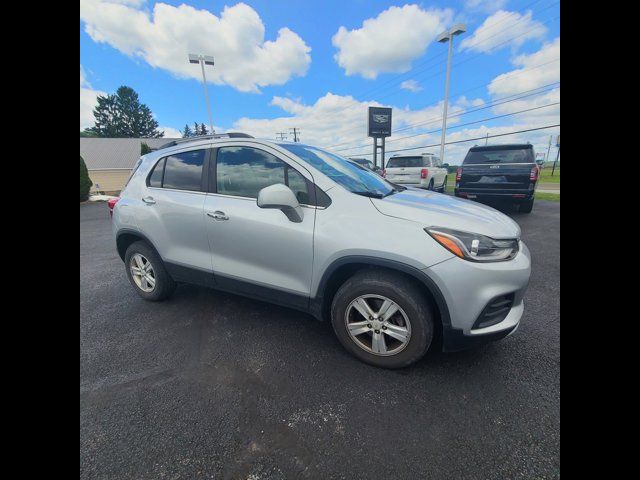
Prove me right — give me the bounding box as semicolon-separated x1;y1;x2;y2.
215;146;310;203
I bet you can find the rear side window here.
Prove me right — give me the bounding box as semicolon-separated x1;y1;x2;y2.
216;146;309;201
148;158;165;187
463;148;534;165
386;156;423;168
161;150;206;191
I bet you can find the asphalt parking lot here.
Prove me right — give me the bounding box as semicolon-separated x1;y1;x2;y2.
80;199;560;480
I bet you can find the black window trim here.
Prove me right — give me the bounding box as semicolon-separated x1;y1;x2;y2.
208;145;331;208
145;147;212;193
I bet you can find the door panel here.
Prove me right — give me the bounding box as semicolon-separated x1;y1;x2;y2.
137;189;211;273
204;145;316;298
204;195;315;296
135;148;213;280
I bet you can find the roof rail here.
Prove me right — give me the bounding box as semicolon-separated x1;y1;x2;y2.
158;132;254;150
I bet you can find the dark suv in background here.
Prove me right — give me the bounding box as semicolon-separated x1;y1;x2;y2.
454;144;540;213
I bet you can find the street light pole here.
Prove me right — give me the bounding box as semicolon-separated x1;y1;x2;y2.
189;53;215;134
436;24;466;165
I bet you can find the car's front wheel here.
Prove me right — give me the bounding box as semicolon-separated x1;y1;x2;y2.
124;241;176;301
331;269;434;368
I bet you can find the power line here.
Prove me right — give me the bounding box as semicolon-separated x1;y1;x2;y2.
325;57;560;149
333;101;559;153
327;82;560;150
343;124;560;157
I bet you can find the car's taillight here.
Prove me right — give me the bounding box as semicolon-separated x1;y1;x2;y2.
421;168;428;179
382;169;386;177
456;167;463;181
530;166;539;181
107;197;120;218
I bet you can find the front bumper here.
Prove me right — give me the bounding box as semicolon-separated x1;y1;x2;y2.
423;241;531;351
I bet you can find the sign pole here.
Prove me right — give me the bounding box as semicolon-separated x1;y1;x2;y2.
381;137;386;170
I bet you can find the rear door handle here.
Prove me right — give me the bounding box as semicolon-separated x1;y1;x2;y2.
142;196;156;205
207;211;229;221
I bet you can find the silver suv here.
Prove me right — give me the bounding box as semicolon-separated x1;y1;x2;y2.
112;134;531;368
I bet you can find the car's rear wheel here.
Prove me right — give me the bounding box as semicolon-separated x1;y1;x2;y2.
519;198;534;213
331;269;434;368
124;241;176;301
439;176;447;193
427;179;434;191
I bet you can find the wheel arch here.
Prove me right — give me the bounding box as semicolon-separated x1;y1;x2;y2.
116;229;161;262
311;256;451;344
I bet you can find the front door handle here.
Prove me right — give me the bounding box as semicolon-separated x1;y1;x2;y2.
207;211;229;221
142;196;156;205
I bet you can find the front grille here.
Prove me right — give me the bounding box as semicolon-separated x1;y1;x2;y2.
473;293;515;330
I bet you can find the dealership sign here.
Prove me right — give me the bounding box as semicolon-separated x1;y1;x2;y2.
368;107;392;138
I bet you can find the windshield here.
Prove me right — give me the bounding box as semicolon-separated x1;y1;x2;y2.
463;148;534;165
280;144;395;197
386;156;424;168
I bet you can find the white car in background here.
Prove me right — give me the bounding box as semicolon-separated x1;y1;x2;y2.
383;154;448;192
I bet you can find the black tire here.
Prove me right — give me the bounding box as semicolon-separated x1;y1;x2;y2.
439;176;447;193
330;269;434;369
427;179;434;191
519;198;534;213
124;240;176;301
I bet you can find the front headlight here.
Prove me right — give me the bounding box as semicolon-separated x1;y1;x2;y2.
425;227;519;262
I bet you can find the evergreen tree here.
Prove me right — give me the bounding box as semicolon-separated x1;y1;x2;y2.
182;124;193;138
200;123;209;135
85;86;164;138
194;122;201;136
80;156;93;201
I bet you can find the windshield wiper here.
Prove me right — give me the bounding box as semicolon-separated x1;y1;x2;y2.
353;191;384;198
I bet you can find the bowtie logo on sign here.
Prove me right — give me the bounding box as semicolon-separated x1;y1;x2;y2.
373;114;389;123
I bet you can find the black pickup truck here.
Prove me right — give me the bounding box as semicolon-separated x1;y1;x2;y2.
454;144;540;213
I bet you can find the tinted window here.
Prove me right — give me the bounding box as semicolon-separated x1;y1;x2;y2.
280;144;394;198
216;147;309;200
463;147;534;165
148;158;165;187
162;150;206;191
287;168;310;204
386;156;423;168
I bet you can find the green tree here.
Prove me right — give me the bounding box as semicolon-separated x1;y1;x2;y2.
200;123;209;135
80;130;98;137
194;122;201;136
80;156;93;201
182;124;193;138
85;86;164;138
141;142;152;155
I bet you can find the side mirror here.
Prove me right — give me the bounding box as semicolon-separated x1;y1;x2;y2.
257;184;304;223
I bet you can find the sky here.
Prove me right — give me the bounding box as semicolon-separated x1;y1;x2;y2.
80;0;560;165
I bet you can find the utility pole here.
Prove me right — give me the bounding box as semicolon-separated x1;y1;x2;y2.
436;24;466;164
551;134;560;176
545;135;552;168
276;132;288;141
485;132;489;145
188;54;215;134
290;127;300;142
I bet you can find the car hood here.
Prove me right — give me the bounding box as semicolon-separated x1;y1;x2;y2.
370;188;521;239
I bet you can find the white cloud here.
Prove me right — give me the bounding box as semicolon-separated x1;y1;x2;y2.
80;66;106;131
488;37;560;97
332;4;452;79
158;126;182;138
400;80;422;92
464;0;509;14
80;0;311;93
459;10;547;54
232;92;483;161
